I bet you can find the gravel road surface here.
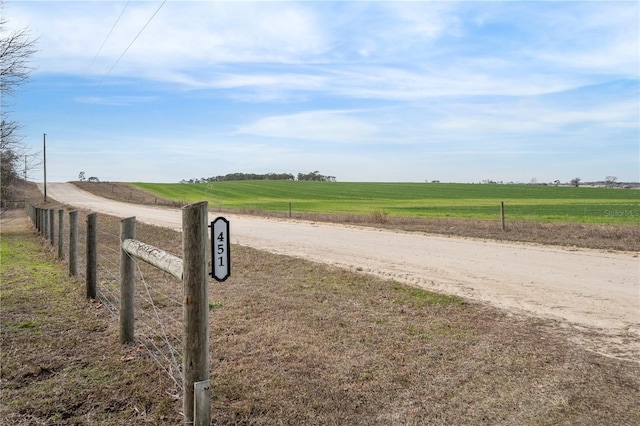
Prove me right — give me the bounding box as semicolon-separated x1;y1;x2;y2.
42;182;640;361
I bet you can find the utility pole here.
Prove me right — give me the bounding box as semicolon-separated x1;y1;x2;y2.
43;133;47;202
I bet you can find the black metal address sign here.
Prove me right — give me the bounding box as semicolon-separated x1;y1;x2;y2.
210;217;231;282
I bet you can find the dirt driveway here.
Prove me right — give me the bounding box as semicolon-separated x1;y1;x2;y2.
41;182;640;362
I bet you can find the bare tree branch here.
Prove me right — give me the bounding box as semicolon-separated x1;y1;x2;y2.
0;8;38;198
0;18;37;96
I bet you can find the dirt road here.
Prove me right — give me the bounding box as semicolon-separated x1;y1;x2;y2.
42;182;639;361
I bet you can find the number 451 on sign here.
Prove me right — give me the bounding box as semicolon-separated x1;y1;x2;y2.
210;217;230;282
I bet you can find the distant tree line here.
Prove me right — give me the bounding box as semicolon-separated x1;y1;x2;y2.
180;171;336;184
297;171;336;182
475;176;638;189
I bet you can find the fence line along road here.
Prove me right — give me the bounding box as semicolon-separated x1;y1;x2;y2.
25;200;212;424
40;183;640;357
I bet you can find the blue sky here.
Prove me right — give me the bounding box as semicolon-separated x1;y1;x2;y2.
5;0;639;183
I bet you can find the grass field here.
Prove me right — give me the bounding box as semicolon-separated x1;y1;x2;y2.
132;181;640;225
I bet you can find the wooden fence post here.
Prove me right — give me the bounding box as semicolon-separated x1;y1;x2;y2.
86;213;97;299
49;209;55;245
69;211;78;276
501;201;506;231
42;209;47;238
120;217;136;343
182;201;210;425
57;209;64;259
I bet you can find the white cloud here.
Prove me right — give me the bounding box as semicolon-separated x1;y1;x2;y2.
9;1;636;99
434;99;639;135
236;110;380;143
323;65;585;101
9;1;328;75
75;95;157;106
492;1;639;77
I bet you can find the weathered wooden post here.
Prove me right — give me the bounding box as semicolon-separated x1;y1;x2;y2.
69;211;78;276
501;201;506;231
43;209;48;239
49;209;55;245
182;201;210;425
57;209;64;259
120;217;136;343
86;213;97;299
42;209;47;238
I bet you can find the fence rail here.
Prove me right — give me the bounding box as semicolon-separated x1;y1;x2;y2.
122;238;183;281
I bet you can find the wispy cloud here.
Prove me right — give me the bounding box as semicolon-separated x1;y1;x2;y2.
75;95;158;106
12;1;637;97
236;110;380;143
12;1;329;76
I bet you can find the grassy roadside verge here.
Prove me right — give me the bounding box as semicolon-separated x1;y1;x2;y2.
0;211;181;425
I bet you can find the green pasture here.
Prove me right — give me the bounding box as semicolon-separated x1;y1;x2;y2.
132;181;640;225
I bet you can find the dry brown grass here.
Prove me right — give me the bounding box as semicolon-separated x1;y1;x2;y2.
2;181;639;424
211;246;640;424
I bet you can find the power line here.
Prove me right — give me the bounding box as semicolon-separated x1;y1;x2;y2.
84;0;131;78
98;0;167;85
